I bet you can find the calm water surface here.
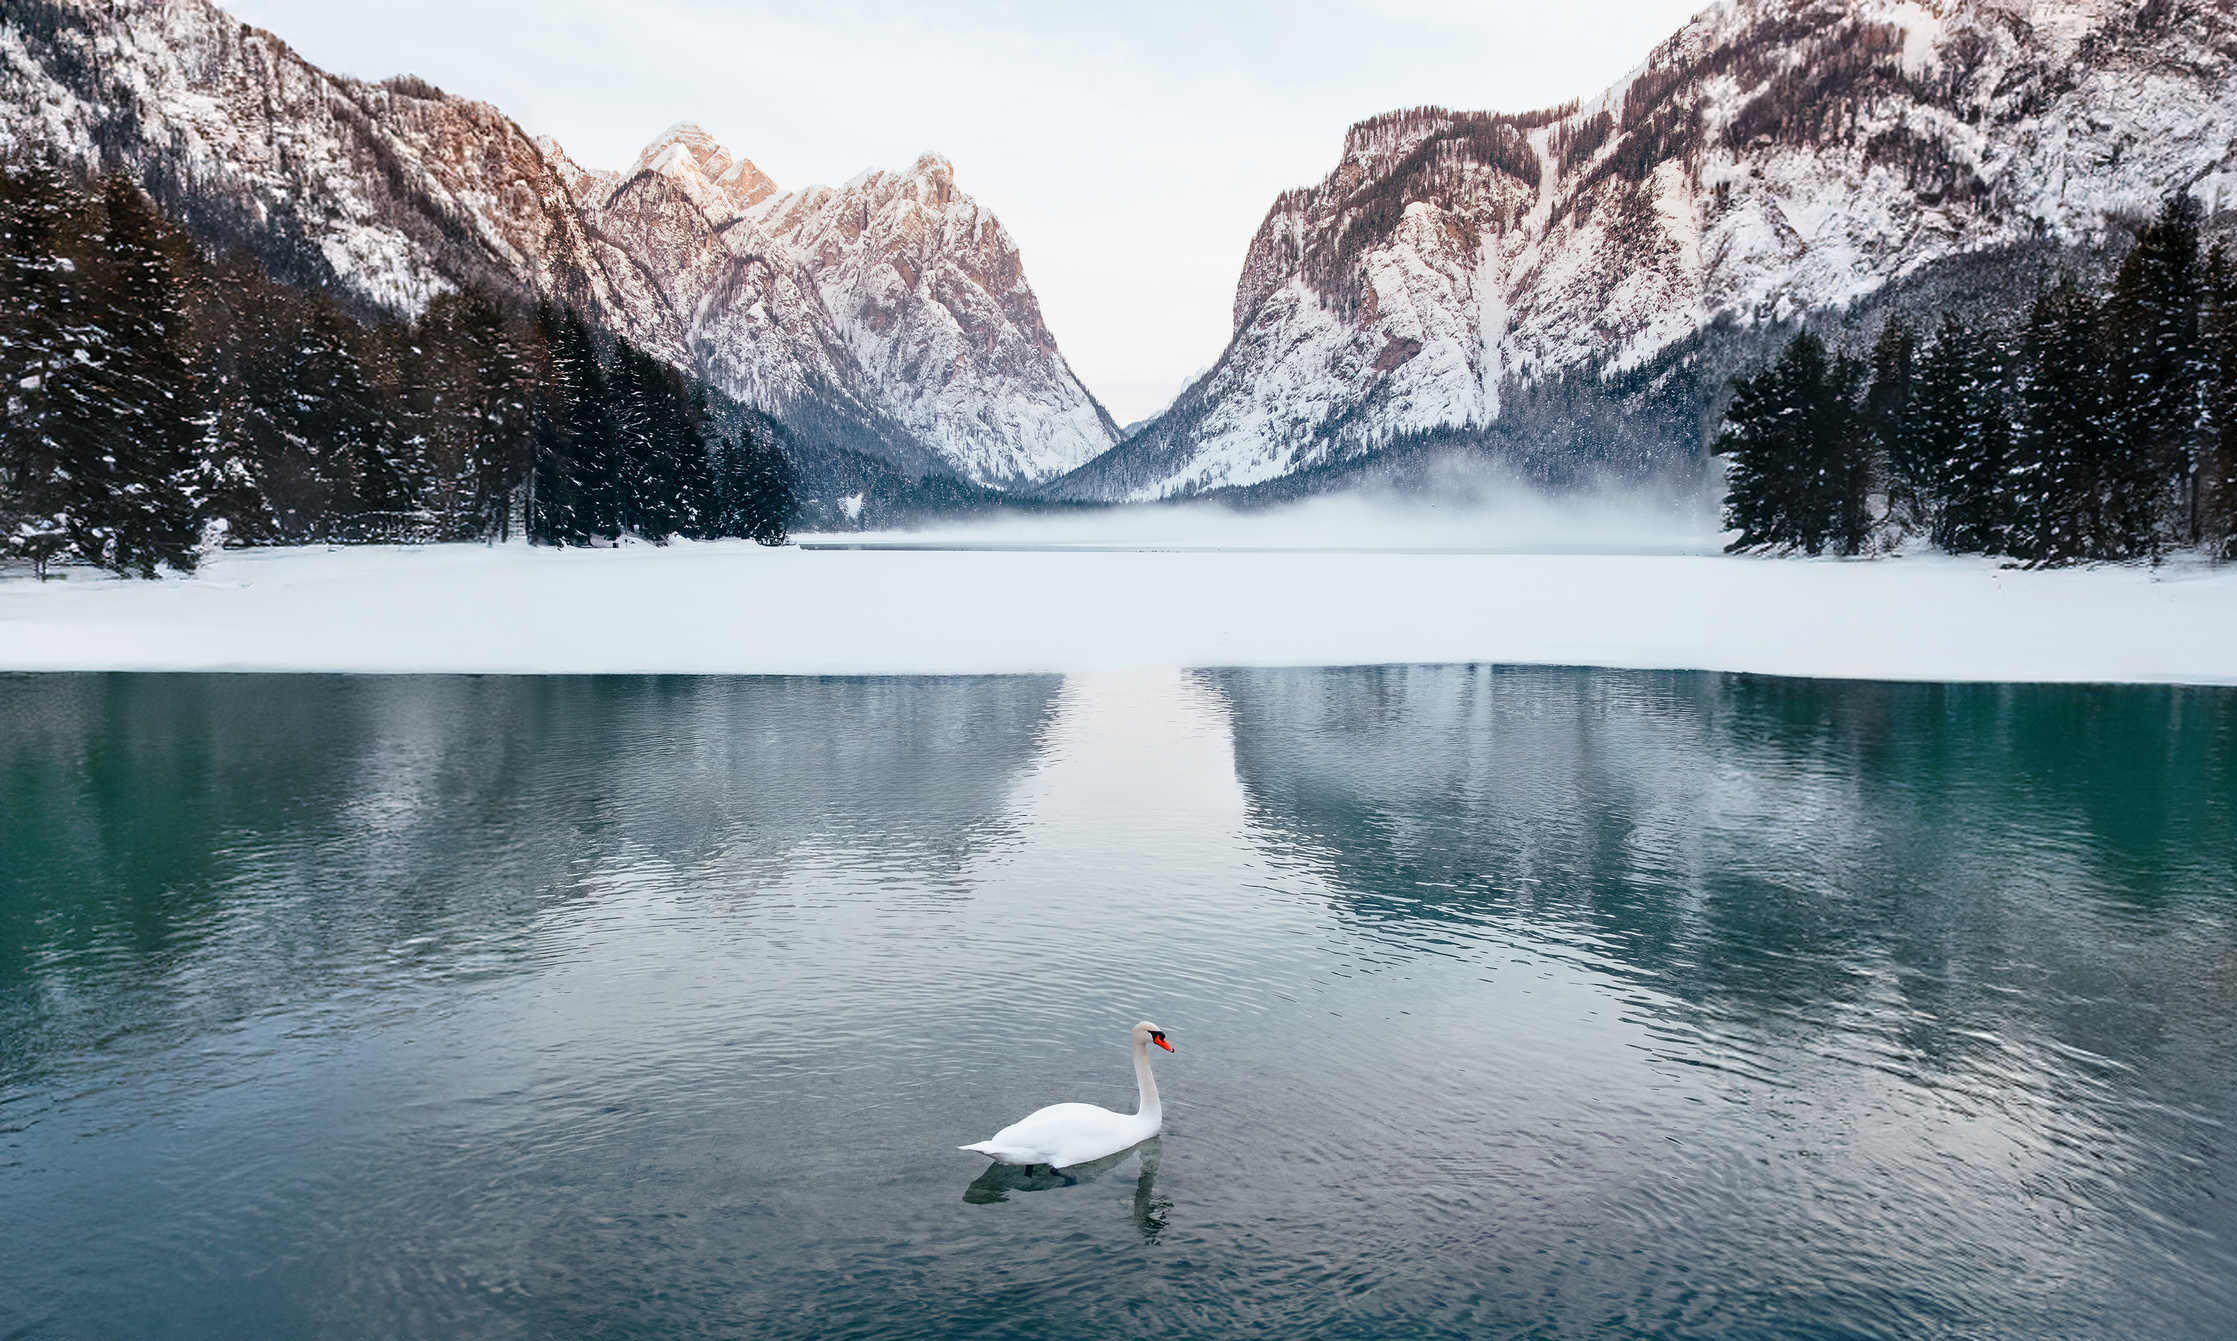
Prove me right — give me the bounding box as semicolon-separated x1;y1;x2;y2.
2;669;2234;1339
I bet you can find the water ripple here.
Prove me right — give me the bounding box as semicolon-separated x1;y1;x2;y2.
0;669;2232;1338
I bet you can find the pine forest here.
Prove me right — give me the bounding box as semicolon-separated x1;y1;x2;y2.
1716;197;2237;564
0;160;797;579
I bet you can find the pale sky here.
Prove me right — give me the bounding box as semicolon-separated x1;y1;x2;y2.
224;0;1710;424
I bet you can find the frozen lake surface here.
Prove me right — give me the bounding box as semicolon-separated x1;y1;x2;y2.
4;540;2236;683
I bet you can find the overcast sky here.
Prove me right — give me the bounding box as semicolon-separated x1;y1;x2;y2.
223;0;1709;423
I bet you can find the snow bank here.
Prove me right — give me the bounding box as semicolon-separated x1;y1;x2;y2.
2;542;2234;684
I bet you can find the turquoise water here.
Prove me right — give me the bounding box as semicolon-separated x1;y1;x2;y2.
2;669;2233;1338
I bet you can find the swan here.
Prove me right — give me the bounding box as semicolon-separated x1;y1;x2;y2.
960;1021;1172;1170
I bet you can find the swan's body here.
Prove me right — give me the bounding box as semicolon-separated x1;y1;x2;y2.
961;1021;1171;1169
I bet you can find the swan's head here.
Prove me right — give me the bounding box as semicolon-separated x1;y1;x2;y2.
1132;1020;1173;1052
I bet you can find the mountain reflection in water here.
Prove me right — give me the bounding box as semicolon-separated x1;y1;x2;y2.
1;668;2231;1339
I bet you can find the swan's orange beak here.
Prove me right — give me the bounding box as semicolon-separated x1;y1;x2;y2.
1153;1035;1173;1052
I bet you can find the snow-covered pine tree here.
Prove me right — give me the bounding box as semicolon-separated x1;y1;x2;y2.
0;157;78;578
528;303;619;546
1920;316;2016;555
1912;314;1972;550
87;176;204;575
1818;348;1872;556
404;289;514;539
753;425;798;546
18;170;153;576
2104;194;2205;555
1716;330;1868;554
605;341;716;544
604;340;655;541
430;288;537;541
337;312;419;538
2012;278;2113;565
524;302;567;545
1713;341;1795;552
1866;317;1920;529
716;416;797;546
191;255;289;544
2207;244;2237;558
667;371;718;542
1963;329;2017;556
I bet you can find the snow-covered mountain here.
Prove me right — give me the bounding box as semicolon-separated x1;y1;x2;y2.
1055;0;2237;501
0;0;1116;487
556;124;1118;486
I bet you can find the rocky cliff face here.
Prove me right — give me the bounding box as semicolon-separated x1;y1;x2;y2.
744;154;1118;487
0;0;1115;487
1057;0;2237;501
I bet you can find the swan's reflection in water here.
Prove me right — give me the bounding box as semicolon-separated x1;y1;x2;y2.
964;1138;1169;1240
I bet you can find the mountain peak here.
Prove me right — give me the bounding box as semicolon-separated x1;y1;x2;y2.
625;121;776;215
645;121;722;155
907;152;957;206
0;0;1115;496
836;152;958;205
1056;0;2237;502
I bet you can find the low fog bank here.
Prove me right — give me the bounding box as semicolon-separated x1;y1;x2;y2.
821;467;1723;554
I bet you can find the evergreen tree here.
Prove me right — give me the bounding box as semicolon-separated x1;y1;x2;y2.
604;339;655;538
335;312;417;537
1910;315;1968;548
194;260;289;544
31;192;135;572
0;174;215;576
666;374;719;541
1823;348;1873;555
2104;194;2204;552
2012;278;2113;564
2206;244;2237;557
1866;317;1921;525
1962;337;2017;556
1714;349;1794;552
434;288;538;540
86;177;204;574
267;298;389;538
4;170;204;577
714;418;798;545
528;303;619;546
524;303;566;544
1917;316;2015;554
0;158;78;577
1714;331;1870;555
605;342;712;543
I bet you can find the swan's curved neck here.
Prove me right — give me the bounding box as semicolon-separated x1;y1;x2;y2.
1132;1035;1161;1120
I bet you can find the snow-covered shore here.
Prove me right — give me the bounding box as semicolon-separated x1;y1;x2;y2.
1;540;2233;684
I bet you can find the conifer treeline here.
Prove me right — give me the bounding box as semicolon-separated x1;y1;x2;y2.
1716;196;2237;563
0;161;796;578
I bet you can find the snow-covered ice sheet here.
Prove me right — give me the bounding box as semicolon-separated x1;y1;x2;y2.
2;542;2233;684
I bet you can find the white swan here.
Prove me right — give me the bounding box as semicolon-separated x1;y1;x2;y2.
960;1021;1172;1169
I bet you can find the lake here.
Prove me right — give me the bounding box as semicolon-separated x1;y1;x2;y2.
2;668;2233;1338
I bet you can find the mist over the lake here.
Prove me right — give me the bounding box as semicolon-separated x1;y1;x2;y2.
841;465;1726;554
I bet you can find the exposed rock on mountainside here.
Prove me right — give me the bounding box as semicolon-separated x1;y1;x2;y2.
0;0;1115;487
1055;0;2237;501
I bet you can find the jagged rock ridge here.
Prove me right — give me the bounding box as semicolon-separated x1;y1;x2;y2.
0;0;1116;487
1055;0;2237;502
